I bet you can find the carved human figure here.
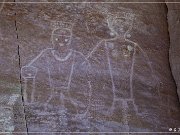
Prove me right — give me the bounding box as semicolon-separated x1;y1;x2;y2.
21;22;91;130
87;13;159;131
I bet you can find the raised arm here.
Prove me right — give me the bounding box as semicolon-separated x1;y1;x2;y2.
21;66;38;104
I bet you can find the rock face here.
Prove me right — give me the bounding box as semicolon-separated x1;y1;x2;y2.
0;1;27;134
0;0;180;133
167;1;180;101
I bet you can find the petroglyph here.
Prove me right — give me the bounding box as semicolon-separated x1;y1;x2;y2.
104;41;116;114
22;21;92;130
20;12;161;132
122;100;130;131
16;3;172;132
21;66;37;103
1;2;177;132
86;11;160;131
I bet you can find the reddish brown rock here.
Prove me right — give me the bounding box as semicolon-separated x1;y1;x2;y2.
0;1;27;134
166;1;180;101
0;0;180;134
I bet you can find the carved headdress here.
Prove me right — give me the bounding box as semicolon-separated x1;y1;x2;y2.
115;12;135;20
51;21;74;30
106;11;135;28
51;21;74;36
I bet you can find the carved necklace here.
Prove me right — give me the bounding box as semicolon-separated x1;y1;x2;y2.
52;50;73;62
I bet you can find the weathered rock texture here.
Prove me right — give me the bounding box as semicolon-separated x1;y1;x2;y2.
166;0;180;101
0;0;180;134
0;0;27;134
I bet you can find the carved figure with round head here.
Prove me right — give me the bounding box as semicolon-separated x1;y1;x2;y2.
109;12;135;38
51;21;73;52
51;28;72;52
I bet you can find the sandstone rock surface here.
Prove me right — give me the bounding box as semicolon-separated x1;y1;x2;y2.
0;0;27;134
167;0;180;101
0;0;180;134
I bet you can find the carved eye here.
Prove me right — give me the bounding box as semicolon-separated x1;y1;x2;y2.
127;45;133;51
65;39;68;42
119;28;124;32
126;34;131;38
110;32;115;36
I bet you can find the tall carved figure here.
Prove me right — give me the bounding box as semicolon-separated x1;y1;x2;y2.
21;21;91;131
87;12;159;131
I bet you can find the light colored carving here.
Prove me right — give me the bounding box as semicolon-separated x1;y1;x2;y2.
21;66;37;103
122;100;130;131
22;21;92;129
87;11;160;131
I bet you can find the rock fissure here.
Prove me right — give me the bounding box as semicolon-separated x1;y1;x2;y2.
14;1;29;133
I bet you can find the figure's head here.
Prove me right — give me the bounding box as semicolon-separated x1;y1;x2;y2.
51;28;72;51
110;13;134;37
86;12;116;40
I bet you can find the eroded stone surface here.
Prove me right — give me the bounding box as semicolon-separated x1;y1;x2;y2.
166;1;180;102
1;0;180;133
0;1;27;134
